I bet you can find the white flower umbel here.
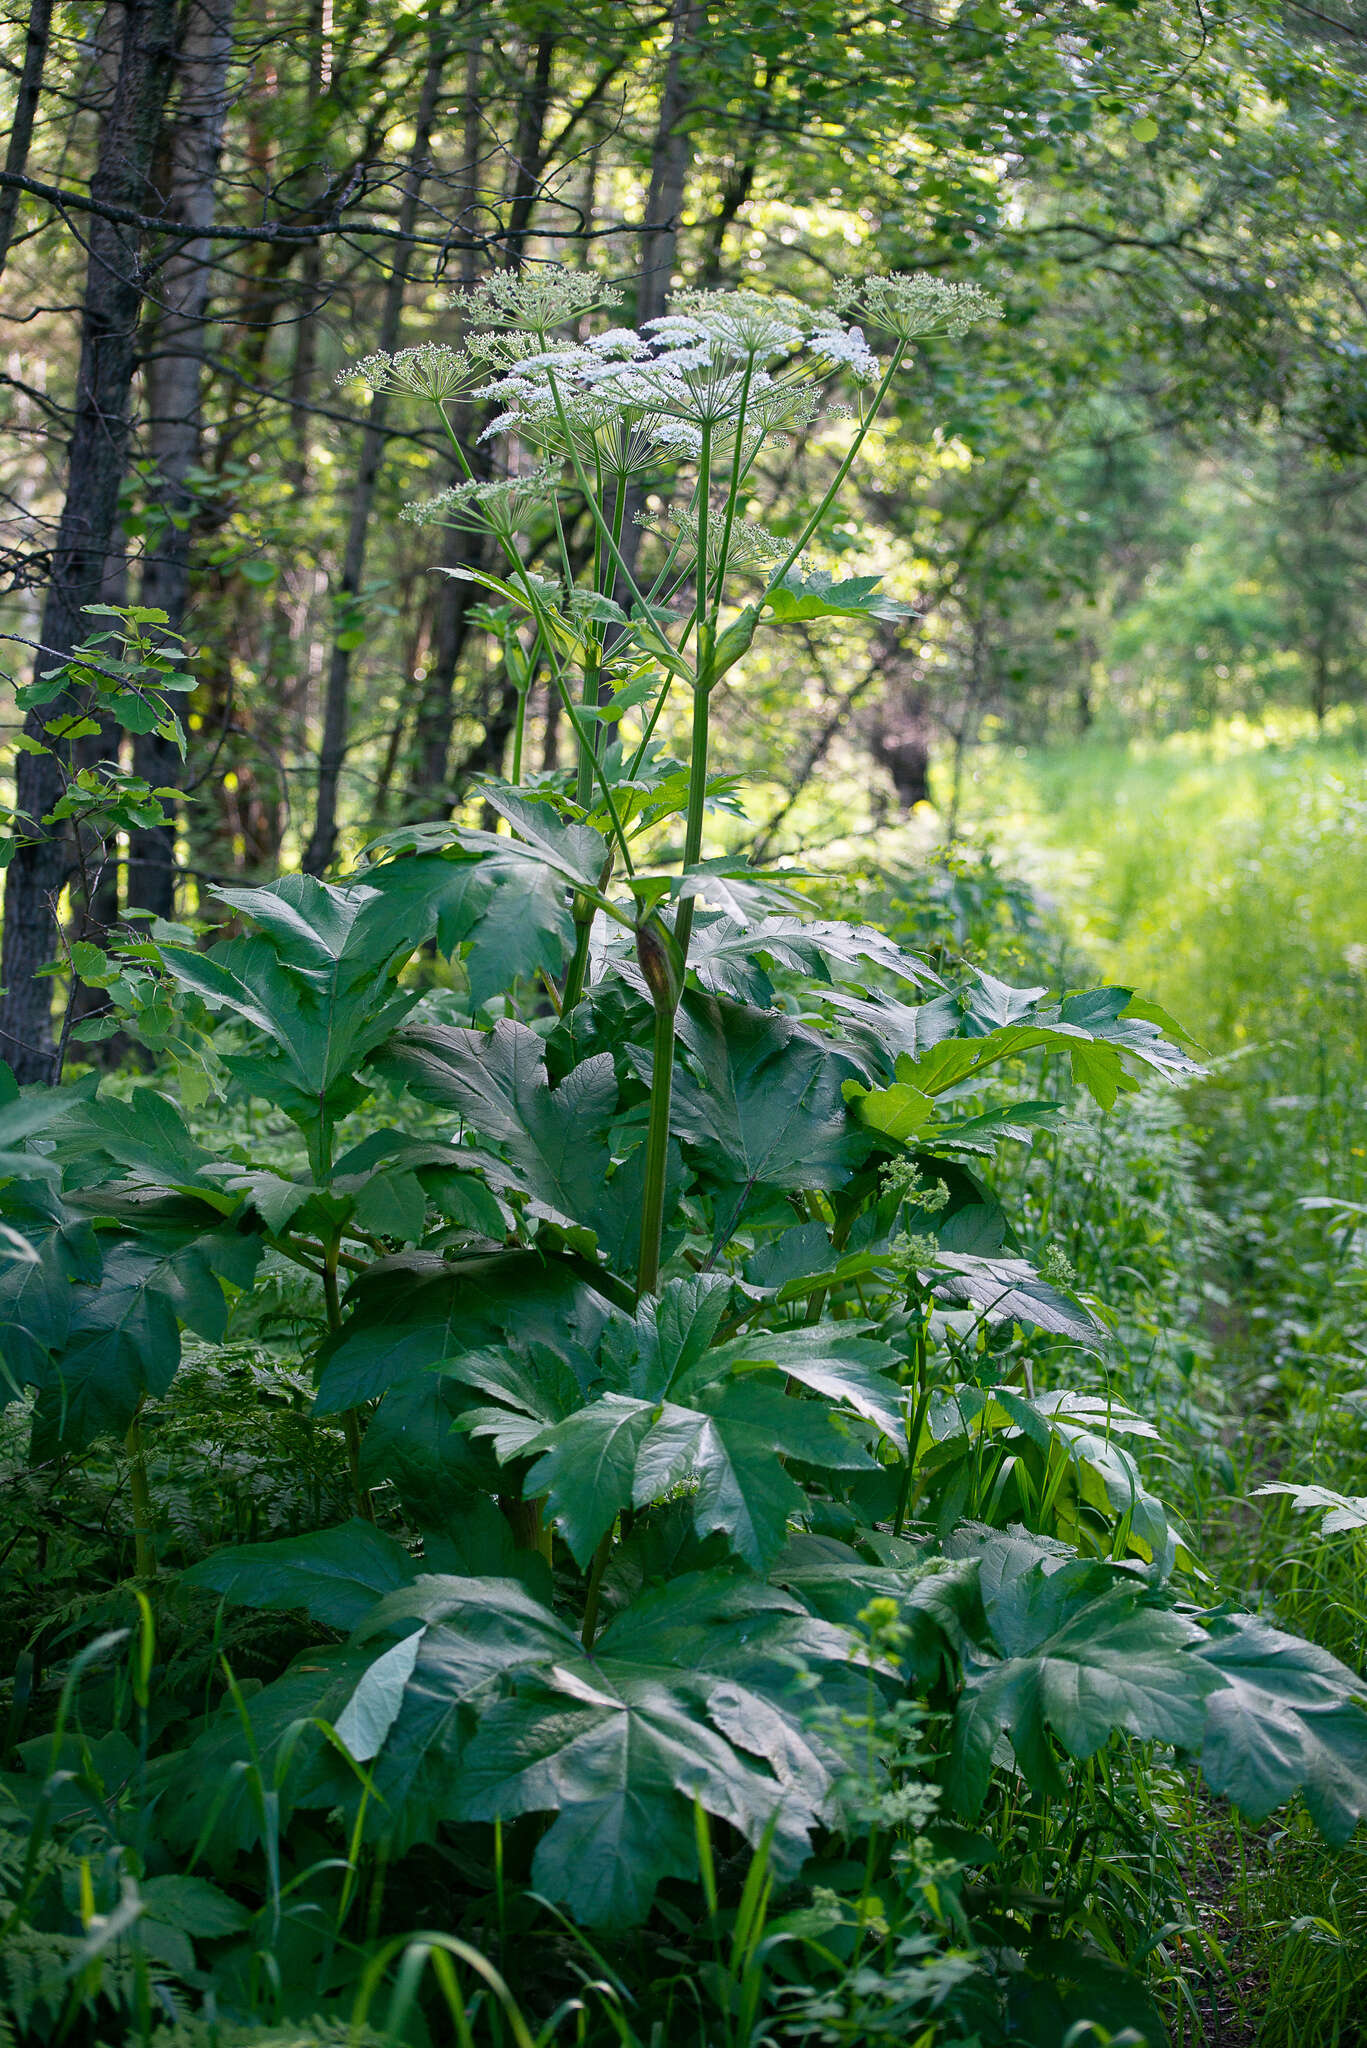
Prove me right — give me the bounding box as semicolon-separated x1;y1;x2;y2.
836;273;1003;342
658;288;809;361
401;466;560;539
339;342;476;401
449;264;621;337
808;322;882;384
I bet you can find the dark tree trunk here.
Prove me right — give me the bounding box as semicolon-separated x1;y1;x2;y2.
129;0;236;919
0;0;179;1082
0;0;54;278
504;31;555;264
302;24;447;875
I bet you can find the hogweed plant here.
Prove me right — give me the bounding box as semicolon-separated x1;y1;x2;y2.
2;269;1366;2044
359;266;1000;1299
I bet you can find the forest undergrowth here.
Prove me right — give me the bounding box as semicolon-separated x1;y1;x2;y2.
2;279;1365;2048
4;779;1363;2047
922;728;1367;2044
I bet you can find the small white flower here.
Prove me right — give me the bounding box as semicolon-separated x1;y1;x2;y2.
647;419;705;459
809;323;882;384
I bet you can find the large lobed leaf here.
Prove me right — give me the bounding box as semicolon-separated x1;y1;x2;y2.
372;1019;669;1273
172;1561;854;1924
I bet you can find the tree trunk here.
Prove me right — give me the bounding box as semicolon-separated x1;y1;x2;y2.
301;24;447;875
636;0;700;329
613;0;701;605
407;24;531;819
128;0;236;920
0;0;179;1083
504;32;555;265
0;0;54;278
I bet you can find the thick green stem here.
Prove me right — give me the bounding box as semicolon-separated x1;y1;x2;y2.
637;987;678;1300
561;912;595;1013
670;420;717;967
574;655;600;810
563;850;616;1012
509;681;530;784
125;1408;156;1580
672;641;714;965
893;1319;930;1537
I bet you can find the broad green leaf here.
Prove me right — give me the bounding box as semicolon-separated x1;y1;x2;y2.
523;1393;659;1565
0;1071;99;1168
314;1250;612;1413
666;993;870;1198
454;1340;590;1462
371;1021;657;1273
773;1534;981;1680
765;570;914;624
363;809;604;1007
137;1874;250;1939
1194;1614;1367;1843
685;915;939;1006
160;872;430;1111
333;1628;423;1761
1254;1482;1367;1535
601;1273;733;1398
184;1520;417;1630
930;1251;1105;1347
360;846;573;1003
631;1379;871;1569
349;1166;427;1242
690;1324;904;1438
476;789;609;893
134;1563;866;1920
0;1200;100;1385
848;980;1200;1127
948;1568;1221;1816
458;1656;803;1925
358;1367;505;1511
960;970;1049;1031
203;1164;313;1233
596;1569;856;1691
30;1205;263;1452
62;1087;215;1190
422;1496;554;1600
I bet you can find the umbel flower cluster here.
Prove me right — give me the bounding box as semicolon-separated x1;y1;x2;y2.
342;268;1001;561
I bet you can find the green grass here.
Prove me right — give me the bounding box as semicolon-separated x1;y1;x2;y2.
948;721;1367;2044
940;721;1367;1055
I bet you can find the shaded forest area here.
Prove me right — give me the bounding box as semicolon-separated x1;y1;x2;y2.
3;0;1367;1075
4;7;1367;2048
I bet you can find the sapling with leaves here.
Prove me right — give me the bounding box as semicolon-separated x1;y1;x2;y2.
0;605;193;1081
3;273;1366;2011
